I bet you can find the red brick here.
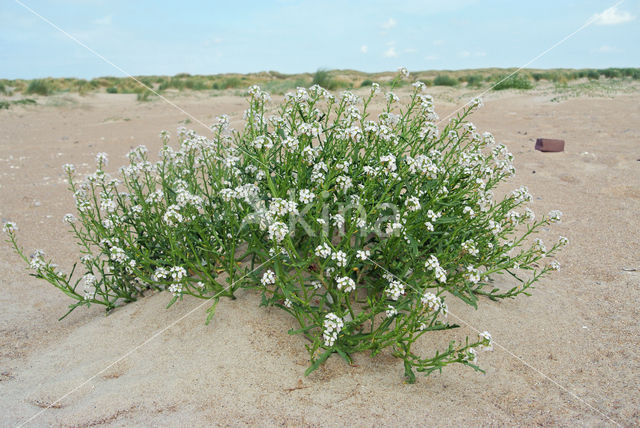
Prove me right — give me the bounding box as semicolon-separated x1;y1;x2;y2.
535;138;565;152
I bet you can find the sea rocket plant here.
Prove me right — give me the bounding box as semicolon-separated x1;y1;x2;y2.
4;70;566;381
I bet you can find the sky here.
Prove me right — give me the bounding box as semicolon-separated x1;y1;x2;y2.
1;0;638;79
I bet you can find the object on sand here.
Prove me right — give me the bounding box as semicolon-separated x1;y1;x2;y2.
535;138;565;152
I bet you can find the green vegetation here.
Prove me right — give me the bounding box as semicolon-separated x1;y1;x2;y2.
0;67;636;97
492;74;533;90
0;98;37;110
433;75;459;86
312;69;337;90
464;74;484;87
136;90;152;102
25;79;52;96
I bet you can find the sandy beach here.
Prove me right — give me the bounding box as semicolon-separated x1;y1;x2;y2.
1;85;639;426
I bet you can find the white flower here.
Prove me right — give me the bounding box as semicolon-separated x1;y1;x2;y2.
434;266;447;283
548;260;561;271
462;239;479;256
405;196;421;212
252;135;273;150
534;238;547;255
283;136;299;151
169;266;187;281
465;266;480;284
385;279;405;301
426;210;441;222
398;66;410;78
548;210;563;223
283;298;292;308
261;270;276;286
62;213;76;224
62;163;75;174
311;280;322;290
153;267;169;281
559;236;569;246
331;213;345;230
471;97;483;109
169;283;183;296
315;243;332;259
3;221;17;233
425;255;440;271
336;276;356;292
386;305;398;318
412;81;425;91
83;273;97;300
462;347;478;364
100;199;117;213
512;186;532;203
299;189;315;204
421;292;442;312
323;313;344;347
109;246;128;263
331;250;347;267
386;92;400;103
463;206;475;218
356;249;370;261
96;152;109;166
478;331;493;351
336;175;352;192
163;205;184;226
424;221;434;232
268;221;289;243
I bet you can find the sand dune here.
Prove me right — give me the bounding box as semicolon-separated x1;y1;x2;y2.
1;86;639;426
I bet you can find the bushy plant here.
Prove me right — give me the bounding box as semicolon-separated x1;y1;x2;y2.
493;74;533;90
433;75;458;86
465;74;484;88
25;79;52;96
4;71;565;381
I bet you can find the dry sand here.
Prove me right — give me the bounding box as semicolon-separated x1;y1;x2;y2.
1;85;639;426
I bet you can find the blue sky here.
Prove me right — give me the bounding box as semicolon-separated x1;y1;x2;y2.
1;0;638;79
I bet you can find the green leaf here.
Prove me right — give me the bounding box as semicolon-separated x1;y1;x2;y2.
205;297;220;325
304;349;333;376
288;324;316;335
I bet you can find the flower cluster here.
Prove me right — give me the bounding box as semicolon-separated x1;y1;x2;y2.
4;69;565;381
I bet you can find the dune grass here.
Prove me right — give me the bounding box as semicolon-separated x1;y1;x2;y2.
2;67;637;98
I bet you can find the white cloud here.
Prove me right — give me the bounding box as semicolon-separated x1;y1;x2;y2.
595;45;621;53
424;55;438;61
381;18;397;30
458;50;471;58
383;47;398;58
92;15;112;26
403;48;417;54
432;39;444;46
361;45;368;53
591;6;635;25
203;36;224;47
